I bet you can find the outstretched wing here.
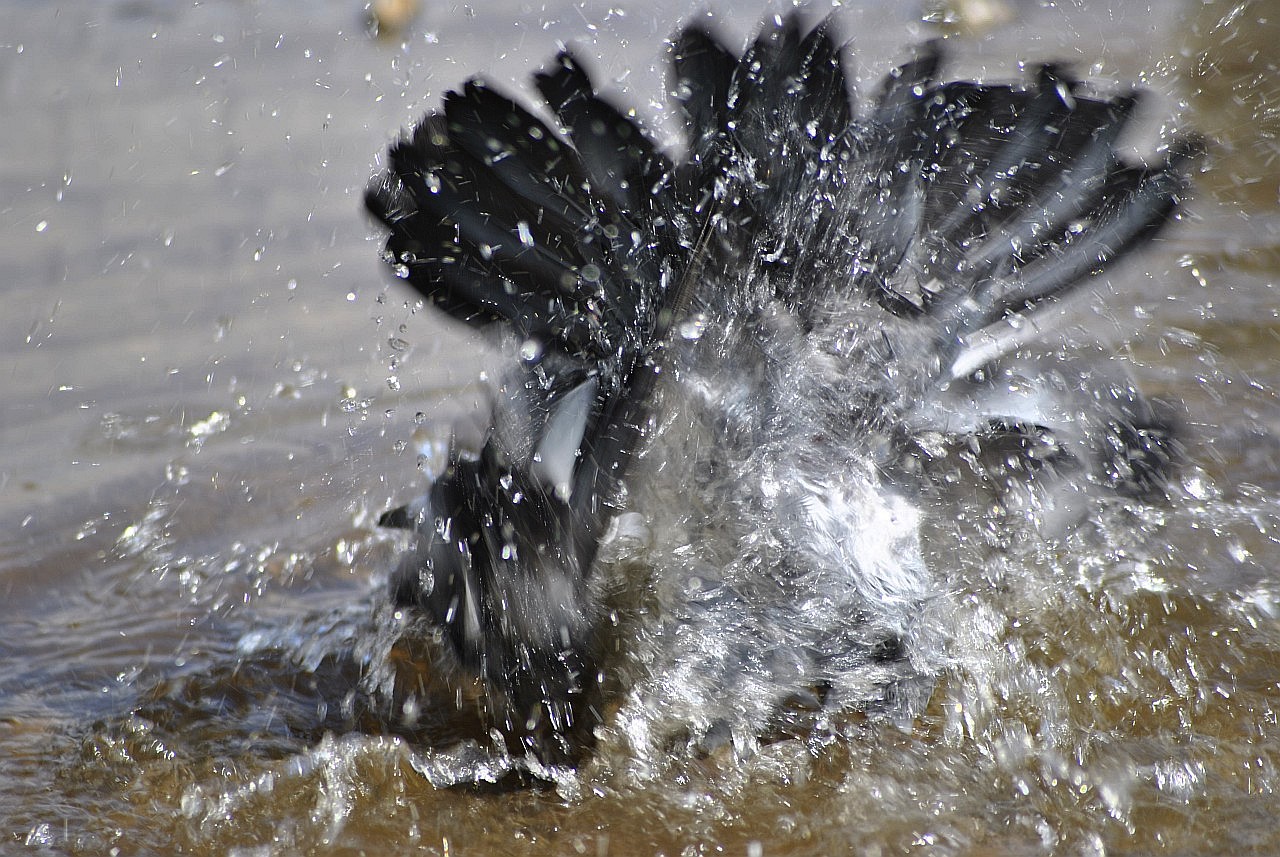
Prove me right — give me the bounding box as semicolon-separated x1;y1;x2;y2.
366;56;690;757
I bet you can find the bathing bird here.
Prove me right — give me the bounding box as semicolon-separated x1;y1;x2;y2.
365;15;1198;765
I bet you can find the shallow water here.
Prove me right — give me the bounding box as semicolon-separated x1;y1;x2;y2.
2;0;1279;854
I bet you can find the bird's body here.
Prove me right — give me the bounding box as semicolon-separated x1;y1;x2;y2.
365;15;1197;767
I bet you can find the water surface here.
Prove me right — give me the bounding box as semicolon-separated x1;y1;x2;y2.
2;0;1279;854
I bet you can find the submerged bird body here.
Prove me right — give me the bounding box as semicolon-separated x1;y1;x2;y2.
365;16;1196;764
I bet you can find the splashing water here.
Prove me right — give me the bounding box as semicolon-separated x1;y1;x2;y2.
3;2;1280;855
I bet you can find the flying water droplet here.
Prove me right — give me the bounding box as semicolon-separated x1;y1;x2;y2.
519;339;544;362
677;313;708;340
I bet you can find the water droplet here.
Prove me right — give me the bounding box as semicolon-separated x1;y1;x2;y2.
24;823;53;848
677;313;708;340
519;339;543;361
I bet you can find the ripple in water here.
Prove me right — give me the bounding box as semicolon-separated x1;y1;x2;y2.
6;2;1280;856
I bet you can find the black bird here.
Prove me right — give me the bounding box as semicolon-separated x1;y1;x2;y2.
365;15;1198;766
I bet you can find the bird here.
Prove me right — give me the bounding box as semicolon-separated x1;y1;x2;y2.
363;14;1199;769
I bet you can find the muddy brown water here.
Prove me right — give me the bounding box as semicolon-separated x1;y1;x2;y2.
2;0;1279;854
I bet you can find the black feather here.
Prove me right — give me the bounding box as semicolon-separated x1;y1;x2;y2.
364;13;1199;764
